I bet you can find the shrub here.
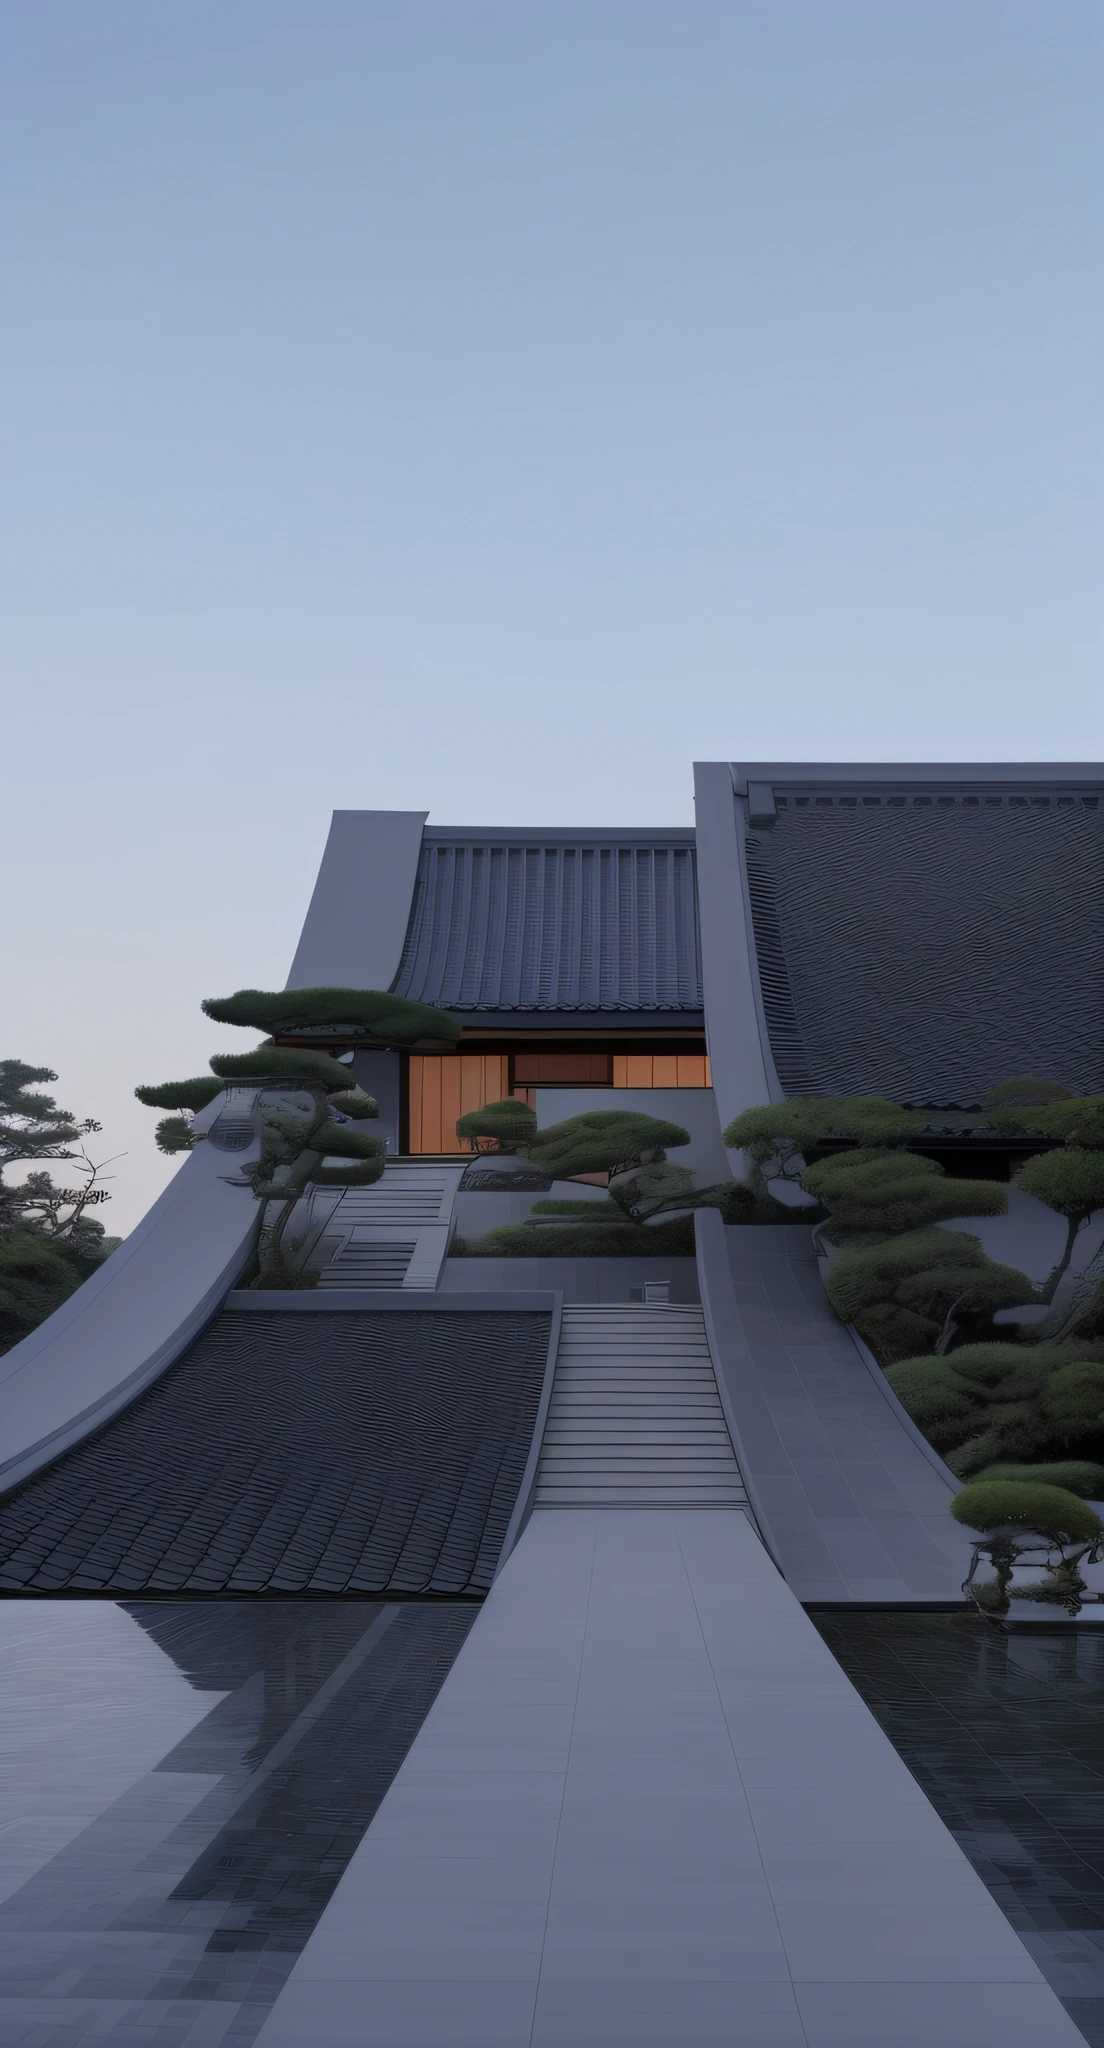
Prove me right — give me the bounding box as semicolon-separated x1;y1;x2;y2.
883;1357;981;1437
456;1099;538;1145
984;1077;1072;1110
894;1261;1035;1345
209;1047;356;1092
805;1152;1007;1237
1000;1097;1104;1147
328;1086;380;1120
946;1406;1051;1477
950;1481;1103;1544
529;1111;691;1180
1073;1279;1104;1341
1015;1146;1104;1218
976;1461;1104;1499
1038;1362;1104;1444
943;1342;1064;1402
853;1303;940;1366
135;1078;223;1111
314;1124;387;1162
825;1228;985;1324
722;1097;927;1174
202;987;460;1044
0;1231;86;1352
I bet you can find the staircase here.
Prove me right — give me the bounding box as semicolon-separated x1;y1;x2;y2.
315;1164;464;1290
534;1305;748;1507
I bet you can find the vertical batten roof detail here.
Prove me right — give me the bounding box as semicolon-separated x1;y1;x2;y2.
391;834;703;1012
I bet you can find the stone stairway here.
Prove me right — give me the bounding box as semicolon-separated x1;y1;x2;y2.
316;1164;464;1290
534;1304;748;1507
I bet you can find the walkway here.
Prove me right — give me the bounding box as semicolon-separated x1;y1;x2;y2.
252;1509;1083;2047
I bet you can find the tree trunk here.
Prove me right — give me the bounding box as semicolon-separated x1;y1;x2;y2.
1041;1214;1084;1305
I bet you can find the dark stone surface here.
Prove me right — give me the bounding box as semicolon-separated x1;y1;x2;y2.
0;1309;550;1594
0;1598;476;2044
817;1609;1104;2046
745;791;1104;1101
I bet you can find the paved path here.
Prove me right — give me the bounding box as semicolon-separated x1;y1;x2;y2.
252;1509;1083;2048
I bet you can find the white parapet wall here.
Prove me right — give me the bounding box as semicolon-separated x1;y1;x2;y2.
0;1133;261;1494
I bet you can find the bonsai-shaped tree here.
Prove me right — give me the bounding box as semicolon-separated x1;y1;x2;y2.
894;1258;1035;1355
136;987;458;1284
0;1059;123;1354
801;1148;1008;1244
455;1099;538;1154
201;987;460;1046
996;1098;1104;1326
527;1111;693;1223
951;1479;1103;1617
722;1096;928;1187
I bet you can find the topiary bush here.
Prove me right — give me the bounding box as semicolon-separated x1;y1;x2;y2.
155;1115;196;1155
881;1356;980;1440
202;987;460;1045
853;1303;940;1366
975;1461;1104;1499
135;1077;224;1111
826;1228;985;1324
530;1111;691;1181
1038;1362;1104;1447
455;1099;538;1148
950;1480;1103;1544
210;1047;357;1092
805;1150;1008;1241
984;1076;1072;1111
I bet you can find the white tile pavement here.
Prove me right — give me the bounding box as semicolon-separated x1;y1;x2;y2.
252;1509;1086;2048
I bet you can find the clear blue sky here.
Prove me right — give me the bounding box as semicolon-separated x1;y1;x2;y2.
3;0;1101;1230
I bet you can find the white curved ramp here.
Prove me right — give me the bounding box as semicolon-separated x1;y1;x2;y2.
0;1138;260;1493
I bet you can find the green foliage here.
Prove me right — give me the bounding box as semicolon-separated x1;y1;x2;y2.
946;1407;1047;1478
722;1096;927;1172
894;1261;1034;1324
0;1231;85;1352
202;987;460;1044
307;1158;387;1188
611;1161;696;1217
529;1111;691;1180
327;1087;379;1120
882;1357;979;1437
1038;1362;1104;1444
984;1077;1072;1110
455;1099;538;1143
853;1303;940;1365
976;1461;1104;1498
939;1341;1067;1401
804;1151;1006;1238
135;1078;223;1111
1073;1278;1104;1340
209;1047;356;1092
155;1116;195;1155
999;1097;1104;1147
951;1481;1103;1543
313;1124;387;1162
1015;1147;1104;1221
461;1217;696;1258
825;1228;985;1323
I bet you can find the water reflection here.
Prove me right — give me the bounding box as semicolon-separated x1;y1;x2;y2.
817;1611;1104;2048
0;1598;474;2045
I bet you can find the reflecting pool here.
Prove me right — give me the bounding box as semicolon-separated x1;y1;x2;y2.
817;1611;1104;2048
0;1598;475;2045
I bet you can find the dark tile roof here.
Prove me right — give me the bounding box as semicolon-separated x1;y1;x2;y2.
0;1309;550;1594
391;835;703;1012
745;788;1104;1104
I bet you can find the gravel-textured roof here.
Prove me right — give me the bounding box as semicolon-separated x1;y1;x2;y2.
745;789;1104;1104
391;836;703;1012
0;1308;550;1595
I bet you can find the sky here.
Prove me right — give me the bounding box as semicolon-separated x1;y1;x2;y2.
3;0;1101;1232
